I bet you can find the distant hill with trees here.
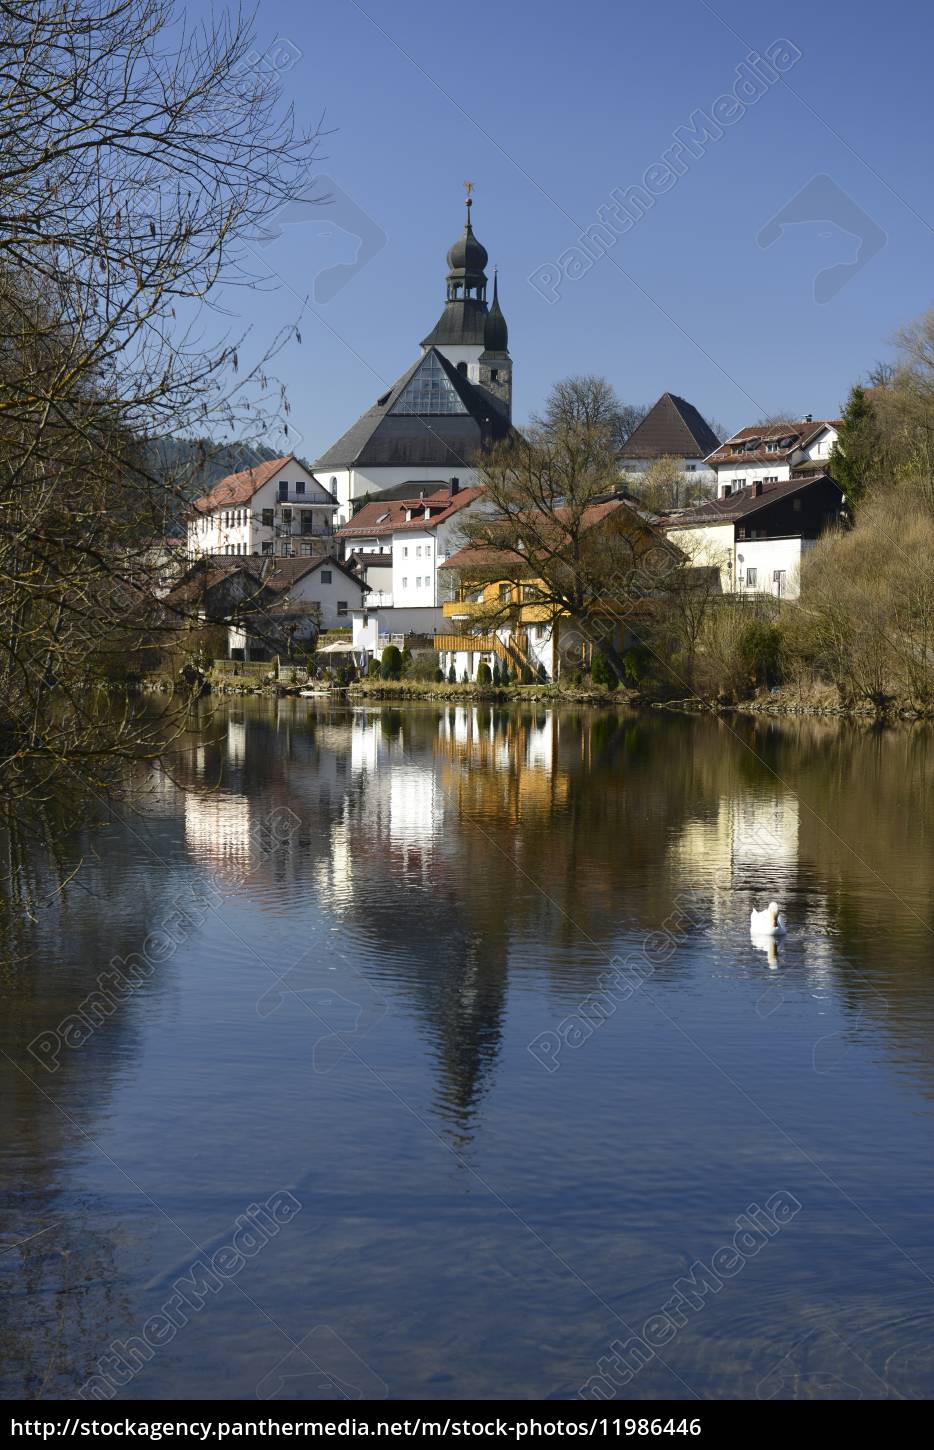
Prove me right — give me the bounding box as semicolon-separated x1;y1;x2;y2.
147;437;316;533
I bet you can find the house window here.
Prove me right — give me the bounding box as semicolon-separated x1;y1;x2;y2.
763;475;779;484
281;507;292;524
499;583;511;600
686;464;697;471
734;478;746;488
416;545;422;558
402;577;408;589
300;543;312;556
279;543;291;556
261;541;273;556
295;480;305;495
425;543;431;556
320;569;332;583
773;569;787;597
403;546;408;557
746;567;757;588
278;481;288;501
261;508;274;527
337;601;348;616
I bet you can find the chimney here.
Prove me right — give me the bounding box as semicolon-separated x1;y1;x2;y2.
803;413;813;423
752;480;762;496
449;477;460;496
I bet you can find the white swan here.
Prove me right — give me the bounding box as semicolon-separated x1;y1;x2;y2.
750;901;786;936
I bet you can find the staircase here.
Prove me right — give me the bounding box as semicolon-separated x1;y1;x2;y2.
434;630;535;677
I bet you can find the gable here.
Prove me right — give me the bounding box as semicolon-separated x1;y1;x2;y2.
389;351;469;417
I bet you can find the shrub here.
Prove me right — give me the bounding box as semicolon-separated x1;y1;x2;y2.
380;644;402;680
407;652;443;681
447;663;457;684
737;619;782;687
591;652;617;689
461;670;470;684
622;644;652;684
434;668;444;683
477;662;492;686
491;659;501;686
400;645;413;675
367;658;380;679
536;662;548;684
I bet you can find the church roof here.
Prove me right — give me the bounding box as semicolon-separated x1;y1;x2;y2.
314;348;512;471
421;299;490;348
482;273;508;354
619;394;721;461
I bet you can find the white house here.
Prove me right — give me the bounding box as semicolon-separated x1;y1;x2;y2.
663;472;846;601
187;455;337;560
314;200;513;524
336;483;486;655
705;418;840;499
618;392;721;489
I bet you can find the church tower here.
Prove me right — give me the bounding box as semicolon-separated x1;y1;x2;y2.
420;190;512;421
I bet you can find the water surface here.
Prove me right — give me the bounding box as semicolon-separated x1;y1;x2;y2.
2;700;934;1400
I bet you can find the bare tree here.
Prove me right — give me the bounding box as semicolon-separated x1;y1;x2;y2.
535;374;646;453
454;379;676;681
0;0;321;847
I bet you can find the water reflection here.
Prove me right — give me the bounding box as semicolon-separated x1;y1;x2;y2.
3;702;934;1398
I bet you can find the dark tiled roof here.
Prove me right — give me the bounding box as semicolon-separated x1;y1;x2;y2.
620;393;721;460
421;298;490;348
706;420;840;468
165;553;363;606
662;472;841;527
314;349;512;470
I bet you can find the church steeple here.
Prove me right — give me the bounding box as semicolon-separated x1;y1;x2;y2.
421;187;491;352
420;188;512;423
484;270;508;353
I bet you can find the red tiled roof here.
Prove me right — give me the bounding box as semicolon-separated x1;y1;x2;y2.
337;487;483;537
442;499;640;573
192;456;294;513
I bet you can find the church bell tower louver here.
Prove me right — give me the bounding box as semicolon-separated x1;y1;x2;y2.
420;185;512;422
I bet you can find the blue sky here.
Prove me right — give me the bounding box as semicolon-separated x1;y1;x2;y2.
211;0;934;459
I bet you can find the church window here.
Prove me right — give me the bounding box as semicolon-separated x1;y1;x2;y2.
390;352;468;416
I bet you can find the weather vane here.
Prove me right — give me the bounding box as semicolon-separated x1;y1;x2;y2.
464;179;474;213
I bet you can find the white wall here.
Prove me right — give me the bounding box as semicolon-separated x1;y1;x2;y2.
621;458;717;487
351;604;445;652
734;537;812;600
666;522;735;591
289;565;366;630
392;527;439;607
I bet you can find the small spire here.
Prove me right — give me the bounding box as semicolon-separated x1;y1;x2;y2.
464;179;474;223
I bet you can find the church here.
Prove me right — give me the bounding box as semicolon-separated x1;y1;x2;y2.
314;194;514;523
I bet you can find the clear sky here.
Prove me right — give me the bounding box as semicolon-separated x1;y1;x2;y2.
209;0;934;459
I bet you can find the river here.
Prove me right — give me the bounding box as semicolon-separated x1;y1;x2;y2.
2;699;934;1400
